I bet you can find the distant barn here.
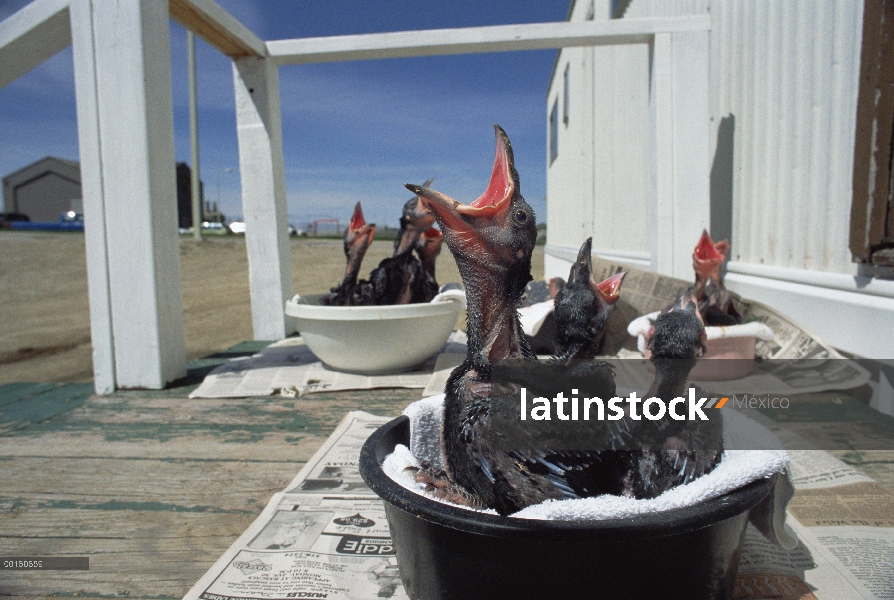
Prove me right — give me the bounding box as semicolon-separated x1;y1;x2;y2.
2;158;211;227
2;156;81;222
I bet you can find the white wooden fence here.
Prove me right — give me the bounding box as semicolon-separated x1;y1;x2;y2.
0;0;710;392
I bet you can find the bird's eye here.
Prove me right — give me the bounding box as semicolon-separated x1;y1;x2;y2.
516;210;527;223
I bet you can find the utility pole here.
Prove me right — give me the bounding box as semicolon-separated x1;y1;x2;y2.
188;30;202;241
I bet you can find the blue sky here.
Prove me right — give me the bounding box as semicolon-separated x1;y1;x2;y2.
0;1;569;228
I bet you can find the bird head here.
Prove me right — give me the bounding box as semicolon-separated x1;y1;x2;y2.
402;178;437;230
343;202;375;265
648;288;707;360
692;229;729;283
404;124;537;301
554;237;626;359
395;179;437;256
418;226;443;264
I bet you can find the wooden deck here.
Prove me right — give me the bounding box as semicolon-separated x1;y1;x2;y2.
0;343;418;599
2;343;894;598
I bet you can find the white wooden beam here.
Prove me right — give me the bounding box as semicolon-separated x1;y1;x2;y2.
0;0;71;90
168;0;265;58
267;15;711;65
649;29;711;278
71;0;186;389
69;0;113;393
669;29;711;278
233;56;294;340
650;32;675;277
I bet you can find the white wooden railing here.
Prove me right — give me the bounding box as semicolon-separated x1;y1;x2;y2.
0;0;710;392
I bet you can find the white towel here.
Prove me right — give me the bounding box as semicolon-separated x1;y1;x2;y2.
384;394;797;549
518;300;555;336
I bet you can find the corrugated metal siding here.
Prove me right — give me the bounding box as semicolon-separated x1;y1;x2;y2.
622;0;864;274
713;0;864;273
734;0;862;273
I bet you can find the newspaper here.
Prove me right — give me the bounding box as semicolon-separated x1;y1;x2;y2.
737;449;894;600
184;412;409;600
189;335;467;399
185;411;893;600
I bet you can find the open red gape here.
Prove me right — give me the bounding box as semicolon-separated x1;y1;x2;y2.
693;229;728;261
455;126;514;218
349;201;366;231
595;272;626;303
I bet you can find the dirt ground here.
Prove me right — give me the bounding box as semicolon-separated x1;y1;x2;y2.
0;231;543;385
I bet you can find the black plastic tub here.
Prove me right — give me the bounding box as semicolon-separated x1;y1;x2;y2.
359;415;773;600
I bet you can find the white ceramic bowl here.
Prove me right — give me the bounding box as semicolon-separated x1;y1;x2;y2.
285;292;465;374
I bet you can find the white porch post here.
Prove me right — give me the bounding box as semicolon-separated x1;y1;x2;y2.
649;29;711;279
233;56;294;340
70;0;186;390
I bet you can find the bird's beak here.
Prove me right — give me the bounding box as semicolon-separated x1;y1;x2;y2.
568;238;625;303
595;272;626;304
349;202;366;232
668;287;705;325
419;227;443;259
423;226;443;243
404;125;515;256
693;229;730;262
345;202;375;249
568;237;593;285
693;229;728;281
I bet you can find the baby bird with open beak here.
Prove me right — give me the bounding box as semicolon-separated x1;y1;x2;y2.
321;202;375;306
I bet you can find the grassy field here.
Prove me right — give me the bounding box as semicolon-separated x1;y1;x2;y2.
0;231;543;385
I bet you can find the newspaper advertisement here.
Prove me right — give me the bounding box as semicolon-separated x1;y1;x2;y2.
185;410;893;600
183;412;409;600
190;335;467;399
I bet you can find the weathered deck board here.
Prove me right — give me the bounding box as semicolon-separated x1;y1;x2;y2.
3;343;893;599
2;525;257;597
0;383;93;433
1;457;294;512
0;361;418;599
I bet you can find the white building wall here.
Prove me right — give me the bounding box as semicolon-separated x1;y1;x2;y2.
546;0;894;357
604;0;864;275
546;2;652;269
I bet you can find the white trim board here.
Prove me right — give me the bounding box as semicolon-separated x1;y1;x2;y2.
727;262;894;300
267;16;710;65
0;0;71;89
725;273;894;359
544;243;651;269
168;0;265;58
